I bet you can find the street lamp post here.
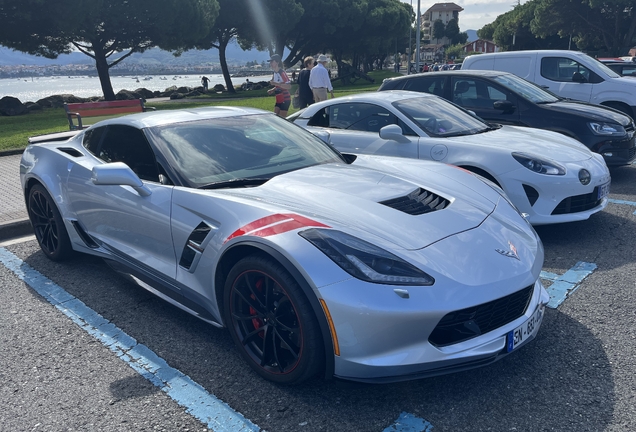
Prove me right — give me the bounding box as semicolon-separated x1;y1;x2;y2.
415;0;421;72
408;0;413;75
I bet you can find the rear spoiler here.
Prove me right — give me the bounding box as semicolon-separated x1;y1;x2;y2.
28;130;81;144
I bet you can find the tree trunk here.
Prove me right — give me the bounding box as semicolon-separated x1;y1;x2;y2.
93;47;116;101
218;37;236;94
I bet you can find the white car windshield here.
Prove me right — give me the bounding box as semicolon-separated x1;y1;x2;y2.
147;114;343;188
492;74;559;104
393;97;490;137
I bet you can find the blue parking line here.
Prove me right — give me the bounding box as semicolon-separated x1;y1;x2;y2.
607;199;636;215
0;247;259;432
540;261;597;308
384;412;434;432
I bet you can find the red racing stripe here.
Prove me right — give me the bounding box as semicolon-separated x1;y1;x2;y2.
225;213;329;243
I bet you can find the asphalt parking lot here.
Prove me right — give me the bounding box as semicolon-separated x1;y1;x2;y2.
1;164;635;432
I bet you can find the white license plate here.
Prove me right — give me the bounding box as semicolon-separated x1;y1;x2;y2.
597;182;610;200
506;305;544;352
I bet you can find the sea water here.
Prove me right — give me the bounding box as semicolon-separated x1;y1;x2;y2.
0;74;271;103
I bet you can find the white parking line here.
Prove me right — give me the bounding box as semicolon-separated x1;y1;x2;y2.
607;199;636;215
384;412;434;432
0;247;259;432
540;262;597;308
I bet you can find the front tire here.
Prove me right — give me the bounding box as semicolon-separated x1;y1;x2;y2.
27;184;73;261
224;255;324;384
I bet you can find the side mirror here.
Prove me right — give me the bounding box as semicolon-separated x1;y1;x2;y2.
572;71;587;83
92;162;151;197
311;130;331;144
379;124;411;143
493;100;515;113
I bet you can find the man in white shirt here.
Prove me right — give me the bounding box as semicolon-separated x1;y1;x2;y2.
309;54;334;102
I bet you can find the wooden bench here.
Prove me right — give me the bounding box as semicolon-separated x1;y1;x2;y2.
64;99;155;130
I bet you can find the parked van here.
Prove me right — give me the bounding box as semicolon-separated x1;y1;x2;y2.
461;50;636;120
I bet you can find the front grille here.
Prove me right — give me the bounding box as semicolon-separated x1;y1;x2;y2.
380;188;449;215
629;145;636;160
551;188;601;215
429;285;534;347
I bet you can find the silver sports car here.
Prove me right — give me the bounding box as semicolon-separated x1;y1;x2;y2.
21;107;549;384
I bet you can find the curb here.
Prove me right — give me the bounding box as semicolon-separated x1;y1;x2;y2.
0;218;32;241
0;148;25;157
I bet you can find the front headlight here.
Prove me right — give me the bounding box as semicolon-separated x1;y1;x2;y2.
588;122;626;136
512;152;566;175
299;229;434;286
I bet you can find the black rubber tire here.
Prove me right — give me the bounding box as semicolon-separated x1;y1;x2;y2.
27;184;73;261
224;255;324;385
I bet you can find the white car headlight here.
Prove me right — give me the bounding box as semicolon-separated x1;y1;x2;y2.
300;229;434;286
512;152;566;175
588;122;626;136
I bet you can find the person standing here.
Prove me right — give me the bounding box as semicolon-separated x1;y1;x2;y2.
267;54;292;117
201;76;210;91
297;56;315;109
309;54;334;102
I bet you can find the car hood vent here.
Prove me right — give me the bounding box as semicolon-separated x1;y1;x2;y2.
379;188;449;215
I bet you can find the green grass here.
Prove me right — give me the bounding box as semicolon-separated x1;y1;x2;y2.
0;70;400;152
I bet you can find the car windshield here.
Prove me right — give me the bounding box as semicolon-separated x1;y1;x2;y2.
492;74;559;104
147;114;343;188
393;97;489;137
592;59;622;78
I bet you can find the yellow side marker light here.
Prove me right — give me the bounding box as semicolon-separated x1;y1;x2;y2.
319;298;340;356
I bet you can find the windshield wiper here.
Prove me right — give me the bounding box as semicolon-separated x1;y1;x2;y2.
198;178;270;190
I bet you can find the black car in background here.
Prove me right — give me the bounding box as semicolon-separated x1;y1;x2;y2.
601;61;636;77
378;70;636;166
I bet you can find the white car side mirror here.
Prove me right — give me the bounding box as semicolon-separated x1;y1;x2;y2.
92;162;151;197
379;124;411;143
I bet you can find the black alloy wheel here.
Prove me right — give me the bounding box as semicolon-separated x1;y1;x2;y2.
27;184;73;261
224;255;323;384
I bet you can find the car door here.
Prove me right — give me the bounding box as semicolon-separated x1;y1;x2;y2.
538;56;595;102
451;77;521;125
305;102;420;158
66;124;177;280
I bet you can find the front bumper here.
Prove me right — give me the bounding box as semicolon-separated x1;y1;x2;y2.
502;156;610;225
322;279;549;383
585;131;636;166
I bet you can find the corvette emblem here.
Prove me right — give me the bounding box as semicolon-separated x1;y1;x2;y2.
496;241;520;261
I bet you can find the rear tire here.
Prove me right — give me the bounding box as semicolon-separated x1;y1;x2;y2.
27;184;73;261
224;255;324;384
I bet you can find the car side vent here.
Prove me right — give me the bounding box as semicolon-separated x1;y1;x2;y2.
179;222;214;271
71;220;100;248
57;147;84;157
379;188;449;215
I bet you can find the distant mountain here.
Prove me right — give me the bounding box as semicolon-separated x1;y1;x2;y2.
0;41;270;67
466;30;478;42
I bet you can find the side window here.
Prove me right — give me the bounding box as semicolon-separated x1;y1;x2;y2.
307;108;330;127
403;76;446;97
487;86;507;100
82;126;106;155
451;79;478;105
541;57;592;82
308;103;416;135
99;125;159;182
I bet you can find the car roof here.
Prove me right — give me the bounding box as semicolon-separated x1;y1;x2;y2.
328;90;436;103
91;105;270;129
383;69;511;83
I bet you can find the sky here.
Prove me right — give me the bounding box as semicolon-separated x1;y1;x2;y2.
400;0;522;32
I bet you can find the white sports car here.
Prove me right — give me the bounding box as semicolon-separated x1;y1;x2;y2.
289;90;611;225
21;107;548;384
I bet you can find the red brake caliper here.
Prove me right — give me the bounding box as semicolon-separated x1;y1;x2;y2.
249;278;265;338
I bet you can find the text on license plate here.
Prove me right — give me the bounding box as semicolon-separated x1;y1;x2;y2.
597;182;610;200
506;306;543;352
